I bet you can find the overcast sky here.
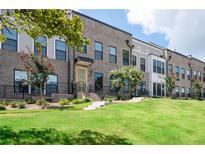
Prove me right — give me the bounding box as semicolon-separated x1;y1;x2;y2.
80;9;205;61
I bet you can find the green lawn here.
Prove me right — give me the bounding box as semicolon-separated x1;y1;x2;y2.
0;98;205;144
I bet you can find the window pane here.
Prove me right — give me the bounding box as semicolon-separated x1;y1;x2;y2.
95;50;103;60
15;70;28;81
94;42;103;51
95;72;103;92
14;70;28;93
109;47;117;63
157;61;161;74
132;55;137;66
3;28;17;40
56;40;66;51
140;58;145;72
2;39;17;51
46;75;58;96
162;62;165;74
157;83;161;96
36;36;47;47
109;47;116;55
47;75;57;84
123;50;129;66
153;59;156;73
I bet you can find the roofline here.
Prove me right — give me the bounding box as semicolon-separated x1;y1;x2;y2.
167;49;205;65
132;37;165;51
72;10;132;36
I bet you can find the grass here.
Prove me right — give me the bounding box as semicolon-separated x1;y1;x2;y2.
0;98;205;144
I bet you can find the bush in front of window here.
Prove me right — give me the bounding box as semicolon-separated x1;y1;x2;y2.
59;98;72;106
0;105;6;111
36;99;49;109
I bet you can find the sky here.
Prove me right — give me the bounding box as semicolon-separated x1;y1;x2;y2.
79;9;205;61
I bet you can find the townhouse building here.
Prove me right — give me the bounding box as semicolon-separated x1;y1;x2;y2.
0;10;132;100
0;10;205;100
132;38;166;97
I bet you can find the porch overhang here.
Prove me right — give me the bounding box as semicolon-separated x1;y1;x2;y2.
74;56;94;66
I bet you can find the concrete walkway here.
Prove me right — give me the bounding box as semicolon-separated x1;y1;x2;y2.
84;97;144;110
84;101;106;110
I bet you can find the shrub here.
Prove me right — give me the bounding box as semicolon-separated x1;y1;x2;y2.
59;98;71;106
18;102;26;109
0;105;6;111
10;102;18;108
25;98;35;104
82;97;92;103
72;99;84;104
0;100;10;106
36;99;49;109
104;96;117;102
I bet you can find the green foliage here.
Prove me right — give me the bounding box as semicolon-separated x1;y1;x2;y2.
10;102;18;108
36;99;49;109
104;96;117;102
111;66;143;98
0;100;10;106
18;102;26;109
191;81;202;99
1;10;89;48
82;97;92;103
72;99;84;104
25;98;36;104
164;75;176;97
0;105;6;111
59;98;71;106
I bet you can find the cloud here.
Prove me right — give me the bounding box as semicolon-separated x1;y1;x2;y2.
126;9;205;60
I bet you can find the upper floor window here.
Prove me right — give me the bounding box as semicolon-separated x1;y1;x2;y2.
140;57;146;72
157;60;161;74
2;28;17;51
175;66;179;76
203;73;205;82
34;36;47;57
132;55;137;66
187;69;190;80
94;41;103;60
82;38;87;54
55;40;67;61
198;71;201;80
168;64;173;75
162;62;165;74
123;50;129;66
181;67;185;79
193;70;197;79
153;59;157;73
109;46;117;64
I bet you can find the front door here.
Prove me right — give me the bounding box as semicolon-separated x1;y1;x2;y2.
76;66;88;91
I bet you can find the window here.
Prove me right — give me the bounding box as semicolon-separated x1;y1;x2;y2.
153;83;156;96
175;86;179;97
181;67;185;79
175;66;179;80
203;73;205;82
14;70;28;93
2;28;17;51
181;87;185;97
162;62;165;74
55;40;67;61
153;59;157;73
187;88;190;97
34;36;47;57
132;55;137;66
109;46;117;64
194;70;197;80
162;84;165;96
157;61;161;74
157;83;161;96
198;71;201;81
95;72;103;92
94;41;103;60
82;38;87;54
46;75;58;96
168;64;173;75
140;57;146;72
203;88;205;98
140;81;146;96
123;50;129;66
187;69;190;80
110;75;117;93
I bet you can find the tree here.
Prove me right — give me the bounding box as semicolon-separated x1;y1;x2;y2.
110;66;143;99
191;80;202;99
21;49;55;101
164;75;176;97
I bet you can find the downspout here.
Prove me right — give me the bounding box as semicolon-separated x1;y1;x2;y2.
126;40;134;98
